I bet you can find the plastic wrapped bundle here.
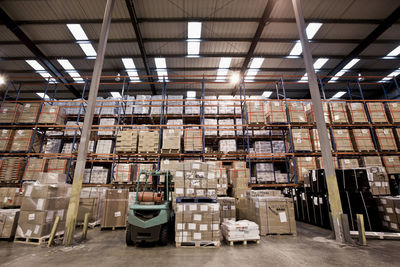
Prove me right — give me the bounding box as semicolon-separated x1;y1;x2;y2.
167;95;183;114
133;95;151;114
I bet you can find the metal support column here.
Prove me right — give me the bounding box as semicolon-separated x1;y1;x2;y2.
291;0;345;243
64;0;115;245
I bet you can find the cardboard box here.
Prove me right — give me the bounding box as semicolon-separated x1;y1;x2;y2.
219;139;236;153
184;129;202;152
17;103;41;123
382;156;400;174
138;130;159;153
305;102;330;124
114;164;132;183
38;106;65;125
116;130;138;153
47;159;69;175
10;129;41;152
247;97;266;124
289;128;312;151
23;158;47;181
339;159;359;169
0;129;14;151
288;102;306;123
352;129;375;152
362;156;382;167
367;102;388;123
0;103;22;124
0;209;19;239
347;102;368;124
366;166;390;196
162;129;181;152
329;102;349;124
101;189;129;228
290;157;317;182
375;128;397;151
332;129;353;151
266;101;287;123
387;102;400;123
0;157;26;183
310;128;332;152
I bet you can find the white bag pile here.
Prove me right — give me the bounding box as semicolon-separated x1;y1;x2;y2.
221;220;260;242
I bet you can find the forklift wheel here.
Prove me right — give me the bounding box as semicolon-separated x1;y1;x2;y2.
159;225;168;246
126;225;134;246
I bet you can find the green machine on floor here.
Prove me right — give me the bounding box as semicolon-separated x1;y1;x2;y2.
126;170;174;246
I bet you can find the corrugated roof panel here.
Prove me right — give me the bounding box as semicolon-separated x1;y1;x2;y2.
20;25;73;40
140;22;186;38
84;23;136;40
37;44;89;57
315;24;375;39
254;43;294;55
379;25;400;40
310;43;357;56
145;42;186;55
0;27;19;41
201;42;249;53
202;22;258;38
0;45;33;57
360;44;400;56
261;23;298;38
105;43;141;56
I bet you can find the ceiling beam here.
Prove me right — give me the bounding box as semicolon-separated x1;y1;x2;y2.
0;7;81;98
2;54;399;61
125;0;155;94
322;6;400;84
1;18;399;25
0;38;398;46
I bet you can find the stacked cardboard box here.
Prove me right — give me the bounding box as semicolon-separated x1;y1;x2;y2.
204;96;218;114
362;156;382;167
0;209;20;239
114;164;132;183
329;102;349;124
138;130;159;153
0;187;24;208
83;167;109;184
17;103;41;123
64;121;83;136
133;95;151;114
255;163;274;183
78;187;107;226
272;140;285;153
289;128;312;151
247;197;296;235
352;129;375;151
375;128;397;151
23;158;47;180
218;95;235;114
316;157;339;169
332;129;353;151
275;171;288;183
96;140;113;155
375;196;400;232
47;159;69;176
184;129;202;152
98;118;116;136
10;129;41;152
204;119;218;136
288;102;306;123
229;161;250;219
151;95;163;115
160;159;180;182
366;166;390;195
247;97;266;124
175;203;220;244
101;189;129;229
290;157;317;182
347;102;368;124
167;95;183;114
116;130;138;153
219;139;236;153
44;139;62;154
38;106;65;125
367;102;388;123
254;141;271;154
185;98;200;114
162;129;181;152
217;197;236;222
174;161;217;198
219;119;235;136
246;189;283;198
266;101;287;123
0;158;26;183
0;129;14;151
305;102;330;124
134;163;154;182
339;159;359;169
15;173;70;239
214;162;228;196
167;119;183;130
0;103;22;123
310;128;332;152
387;102;400;123
221;220;260;242
382;156;400;174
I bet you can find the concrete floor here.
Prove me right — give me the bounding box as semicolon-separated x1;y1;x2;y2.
1;222;400;267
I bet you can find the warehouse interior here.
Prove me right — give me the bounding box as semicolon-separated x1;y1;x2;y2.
1;0;400;266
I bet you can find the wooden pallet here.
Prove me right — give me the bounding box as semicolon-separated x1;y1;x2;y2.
176;240;220;248
14;232;64;246
226;238;260;246
161;149;180;154
100;226;126;231
112;181;133;185
265;232;297;237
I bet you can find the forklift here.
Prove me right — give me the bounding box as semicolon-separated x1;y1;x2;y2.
126;170;173;246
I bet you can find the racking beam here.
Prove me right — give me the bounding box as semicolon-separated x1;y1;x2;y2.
292;0;345;243
64;0;115;246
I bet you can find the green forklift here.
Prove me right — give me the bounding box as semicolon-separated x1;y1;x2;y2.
126;170;174;246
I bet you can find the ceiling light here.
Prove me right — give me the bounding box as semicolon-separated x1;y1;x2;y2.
216;58;232;81
262;91;272;98
306;23;323;39
331;91;346;99
122;58;140;82
289;42;303;56
57;59;84;82
111;92;122;98
122;58;136;69
25;60;45;71
230;73;241;84
245;69;259;82
155;58;167;69
313;58;329;70
187;91;196;98
188;22;202;39
249;58;264;69
0;76;5;85
329;58;360;82
187;41;200;55
79;43;97;57
36;92;51;100
387;45;400;57
67;24;88;41
380;68;400;82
